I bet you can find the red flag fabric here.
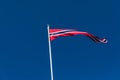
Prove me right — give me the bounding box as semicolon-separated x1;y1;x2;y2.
49;29;108;43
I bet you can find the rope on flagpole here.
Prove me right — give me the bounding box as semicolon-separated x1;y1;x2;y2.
47;24;54;80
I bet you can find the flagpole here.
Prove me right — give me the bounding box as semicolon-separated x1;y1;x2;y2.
47;24;54;80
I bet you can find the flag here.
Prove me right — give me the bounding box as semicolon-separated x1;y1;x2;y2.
49;29;108;43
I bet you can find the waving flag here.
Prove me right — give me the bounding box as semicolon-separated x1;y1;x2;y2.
49;29;108;43
47;26;108;80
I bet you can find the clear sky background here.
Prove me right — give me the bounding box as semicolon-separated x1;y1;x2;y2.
0;0;119;80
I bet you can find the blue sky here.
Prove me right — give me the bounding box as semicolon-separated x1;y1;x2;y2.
0;0;120;80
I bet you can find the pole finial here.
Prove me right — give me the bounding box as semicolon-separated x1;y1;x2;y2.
47;24;50;28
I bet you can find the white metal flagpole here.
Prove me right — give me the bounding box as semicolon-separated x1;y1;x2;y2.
47;24;54;80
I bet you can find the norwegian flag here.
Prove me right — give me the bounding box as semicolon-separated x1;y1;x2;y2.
49;29;108;43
